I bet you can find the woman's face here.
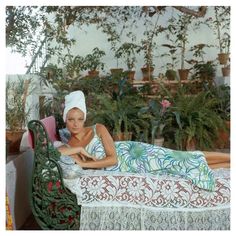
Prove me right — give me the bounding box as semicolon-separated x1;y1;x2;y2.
66;108;85;135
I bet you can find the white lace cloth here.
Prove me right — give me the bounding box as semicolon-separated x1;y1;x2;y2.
63;168;230;230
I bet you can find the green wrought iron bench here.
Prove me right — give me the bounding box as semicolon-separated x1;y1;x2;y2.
28;117;81;230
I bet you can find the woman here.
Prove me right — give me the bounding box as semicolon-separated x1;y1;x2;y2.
58;90;230;191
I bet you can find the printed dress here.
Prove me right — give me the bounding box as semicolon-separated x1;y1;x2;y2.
83;125;215;191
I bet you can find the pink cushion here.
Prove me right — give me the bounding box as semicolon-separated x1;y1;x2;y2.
28;116;59;148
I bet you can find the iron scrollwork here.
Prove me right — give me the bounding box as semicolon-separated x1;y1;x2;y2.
28;120;81;230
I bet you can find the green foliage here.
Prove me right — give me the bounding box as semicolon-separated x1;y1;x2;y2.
212;6;230;53
207;84;230;121
139;98;172;144
192;61;216;85
6;77;32;130
167;14;194;69
84;47;106;71
164;89;224;150
115;42;141;70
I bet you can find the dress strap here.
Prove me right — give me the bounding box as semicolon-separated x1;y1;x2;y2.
92;124;97;136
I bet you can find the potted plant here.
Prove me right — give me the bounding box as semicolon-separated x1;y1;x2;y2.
168;14;193;80
6;77;32;154
139;98;172;146
140;39;155;81
84;47;106;77
192;60;216;86
164;89;224;150
161;44;178;80
115;42;141;81
208;84;230;149
222;64;230;77
90;83;148;141
212;6;230;65
139;16;166;81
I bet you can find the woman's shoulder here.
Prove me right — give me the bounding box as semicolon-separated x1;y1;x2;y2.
95;123;109;136
95;123;107;131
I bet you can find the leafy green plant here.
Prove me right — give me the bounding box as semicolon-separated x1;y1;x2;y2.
164;89;224;150
115;42;141;70
212;6;230;53
192;61;216;86
84;47;106;71
90;82;149;141
140;98;172;144
207;84;230;121
161;44;178;80
167;14;193;70
6;77;32;130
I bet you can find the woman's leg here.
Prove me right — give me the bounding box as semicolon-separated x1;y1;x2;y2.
203;151;230;168
208;162;230;169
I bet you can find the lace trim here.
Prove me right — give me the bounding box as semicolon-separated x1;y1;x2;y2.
80;205;230;230
64;168;230;209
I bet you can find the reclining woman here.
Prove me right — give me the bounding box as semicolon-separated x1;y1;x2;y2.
57;90;230;191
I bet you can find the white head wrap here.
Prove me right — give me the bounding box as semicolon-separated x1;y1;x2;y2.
63;90;87;122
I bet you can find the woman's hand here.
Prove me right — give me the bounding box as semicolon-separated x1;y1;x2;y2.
78;147;97;162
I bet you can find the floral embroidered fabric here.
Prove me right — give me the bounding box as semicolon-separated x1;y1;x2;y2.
64;168;229;209
64;168;230;230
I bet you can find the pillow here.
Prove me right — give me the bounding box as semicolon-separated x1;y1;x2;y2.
59;128;71;144
58;155;83;179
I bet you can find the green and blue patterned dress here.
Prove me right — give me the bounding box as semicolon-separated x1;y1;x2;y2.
84;125;215;191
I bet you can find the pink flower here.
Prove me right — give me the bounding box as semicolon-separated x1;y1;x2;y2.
161;99;171;108
160;99;171;113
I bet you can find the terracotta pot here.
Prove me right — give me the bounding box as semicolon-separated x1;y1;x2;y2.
88;70;99;78
154;137;164;147
178;69;189;80
113;132;132;141
110;68;123;75
126;70;135;81
215;120;230;149
6;130;25;155
141;66;154;81
186;138;196;151
222;66;230;77
218;53;229;65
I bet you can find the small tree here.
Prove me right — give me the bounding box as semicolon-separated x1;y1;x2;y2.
115;42;141;70
84;47;106;71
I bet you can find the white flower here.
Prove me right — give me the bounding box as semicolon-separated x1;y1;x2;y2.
161;181;179;201
200;189;218;200
87;177;106;195
127;178;145;198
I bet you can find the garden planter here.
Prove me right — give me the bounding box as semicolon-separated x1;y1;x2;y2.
141;66;154;81
178;69;189;80
6;130;25;154
88;70;99;78
126;70;135;81
222;66;230;77
113;132;132;141
218;53;229;65
165;69;177;80
186;138;196;151
215;120;230;149
154;137;164;147
110;68;123;76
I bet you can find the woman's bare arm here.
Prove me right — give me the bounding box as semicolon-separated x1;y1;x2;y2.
58;145;97;161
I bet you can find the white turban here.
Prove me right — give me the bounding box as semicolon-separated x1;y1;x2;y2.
63;90;87;122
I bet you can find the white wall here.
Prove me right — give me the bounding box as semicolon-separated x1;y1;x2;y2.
48;6;228;80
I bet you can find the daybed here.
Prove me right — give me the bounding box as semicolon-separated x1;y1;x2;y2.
27;116;230;230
